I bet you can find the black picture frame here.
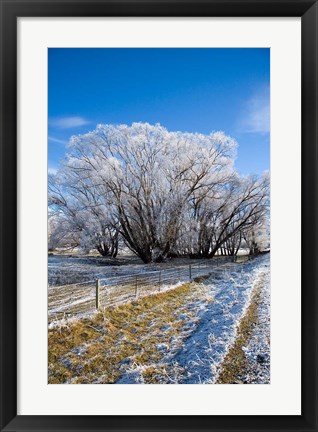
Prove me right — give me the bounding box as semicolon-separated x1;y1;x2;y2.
0;0;317;431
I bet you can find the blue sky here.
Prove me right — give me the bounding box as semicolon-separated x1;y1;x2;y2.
48;48;270;175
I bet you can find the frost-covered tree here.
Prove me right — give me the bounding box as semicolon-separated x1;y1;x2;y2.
207;173;270;258
48;122;270;262
48;173;118;256
243;214;270;255
64;123;237;262
176;173;269;258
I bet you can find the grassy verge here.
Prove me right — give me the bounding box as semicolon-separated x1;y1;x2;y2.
49;281;211;384
216;280;262;384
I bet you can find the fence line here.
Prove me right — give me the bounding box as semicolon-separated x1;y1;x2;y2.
48;256;251;322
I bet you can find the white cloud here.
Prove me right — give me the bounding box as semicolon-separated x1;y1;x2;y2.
238;89;270;134
50;116;90;129
48;136;67;144
48;166;58;175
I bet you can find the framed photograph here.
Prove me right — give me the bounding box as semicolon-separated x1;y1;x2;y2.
0;0;317;431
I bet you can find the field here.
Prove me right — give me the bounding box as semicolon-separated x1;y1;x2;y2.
48;254;270;384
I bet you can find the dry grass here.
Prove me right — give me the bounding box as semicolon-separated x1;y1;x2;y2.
48;281;210;384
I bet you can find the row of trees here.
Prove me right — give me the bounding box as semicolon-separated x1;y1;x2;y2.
48;122;270;263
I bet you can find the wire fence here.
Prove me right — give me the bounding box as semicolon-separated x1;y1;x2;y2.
48;255;250;322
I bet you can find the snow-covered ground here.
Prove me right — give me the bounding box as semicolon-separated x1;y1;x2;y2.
117;254;270;384
48;254;237;321
48;254;234;286
239;268;270;384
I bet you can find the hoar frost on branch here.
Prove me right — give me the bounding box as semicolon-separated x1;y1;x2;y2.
48;122;270;262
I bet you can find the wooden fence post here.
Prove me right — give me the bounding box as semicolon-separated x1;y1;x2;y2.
135;276;139;299
189;264;192;282
95;279;100;310
159;270;161;292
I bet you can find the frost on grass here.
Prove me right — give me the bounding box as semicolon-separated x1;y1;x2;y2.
48;280;208;384
216;264;270;384
235;269;270;384
48;254;228;322
118;254;270;384
48;255;270;384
